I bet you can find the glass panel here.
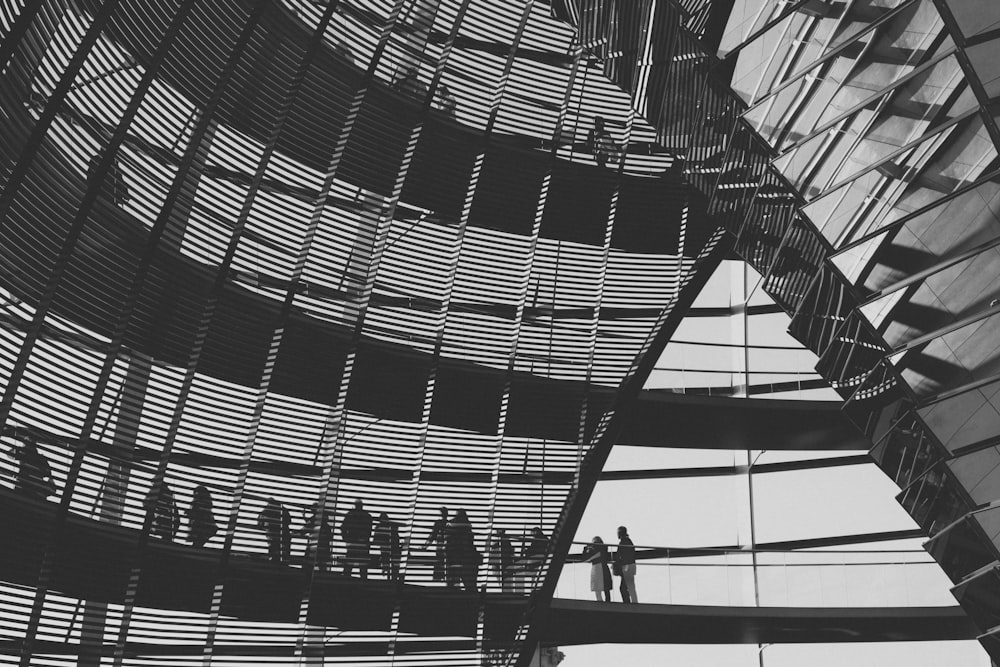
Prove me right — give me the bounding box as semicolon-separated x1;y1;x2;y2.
968;36;1000;99
892;311;1000;399
953;564;1000;630
555;547;947;607
918;376;1000;453
870;410;944;489
947;446;1000;505
944;0;1000;39
719;0;786;58
843;359;905;437
925;510;997;583
814;313;885;394
763;216;827;309
896;463;971;535
731;12;811;104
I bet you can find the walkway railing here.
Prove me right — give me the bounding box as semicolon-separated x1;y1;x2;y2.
556;539;955;607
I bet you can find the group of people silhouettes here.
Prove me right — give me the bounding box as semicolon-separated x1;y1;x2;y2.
144;482;218;546
486;525;549;593
4;433;555;589
424;507;482;590
255;498;403;581
583;526;637;603
425;507;551;592
5;429;220;548
424;507;549;593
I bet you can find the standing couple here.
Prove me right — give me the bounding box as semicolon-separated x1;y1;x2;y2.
582;525;637;603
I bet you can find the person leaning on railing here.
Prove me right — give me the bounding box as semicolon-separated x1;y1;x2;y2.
423;506;450;583
256;497;292;565
582;536;612;602
489;527;515;593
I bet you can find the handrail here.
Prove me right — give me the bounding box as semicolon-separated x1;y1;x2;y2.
563;538;930;563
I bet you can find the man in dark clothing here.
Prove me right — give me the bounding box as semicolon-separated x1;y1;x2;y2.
516;526;549;588
12;433;56;499
445;509;479;591
615;525;637;603
257;498;292;564
341;499;373;579
488;528;515;592
87;148;130;206
423;506;449;583
300;500;333;571
522;527;549;564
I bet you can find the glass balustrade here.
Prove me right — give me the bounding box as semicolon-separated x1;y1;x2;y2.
556;541;956;607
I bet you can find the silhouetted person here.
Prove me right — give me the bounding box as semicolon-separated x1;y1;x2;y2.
87;148;130;205
424;506;449;583
257;498;292;564
11;433;56;499
583;536;612;602
145;483;179;542
435;83;457;116
488;528;515;592
187;484;218;547
373;512;402;582
392;66;428;99
521;526;549;570
615;525;637;603
300;500;333;571
446;509;479;591
586;116;620;167
341;499;373;579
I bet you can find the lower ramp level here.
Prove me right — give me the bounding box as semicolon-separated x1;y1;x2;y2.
539;599;978;645
0;490;978;650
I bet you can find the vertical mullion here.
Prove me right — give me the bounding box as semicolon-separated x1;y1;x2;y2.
486;28;589;667
516;5;738;665
569;102;635;492
511;9;659;662
105;4;271;664
399;0;536;611
377;0;475;655
288;0;413;659
183;2;345;661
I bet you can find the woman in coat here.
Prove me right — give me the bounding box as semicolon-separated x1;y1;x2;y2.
582;536;612;602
